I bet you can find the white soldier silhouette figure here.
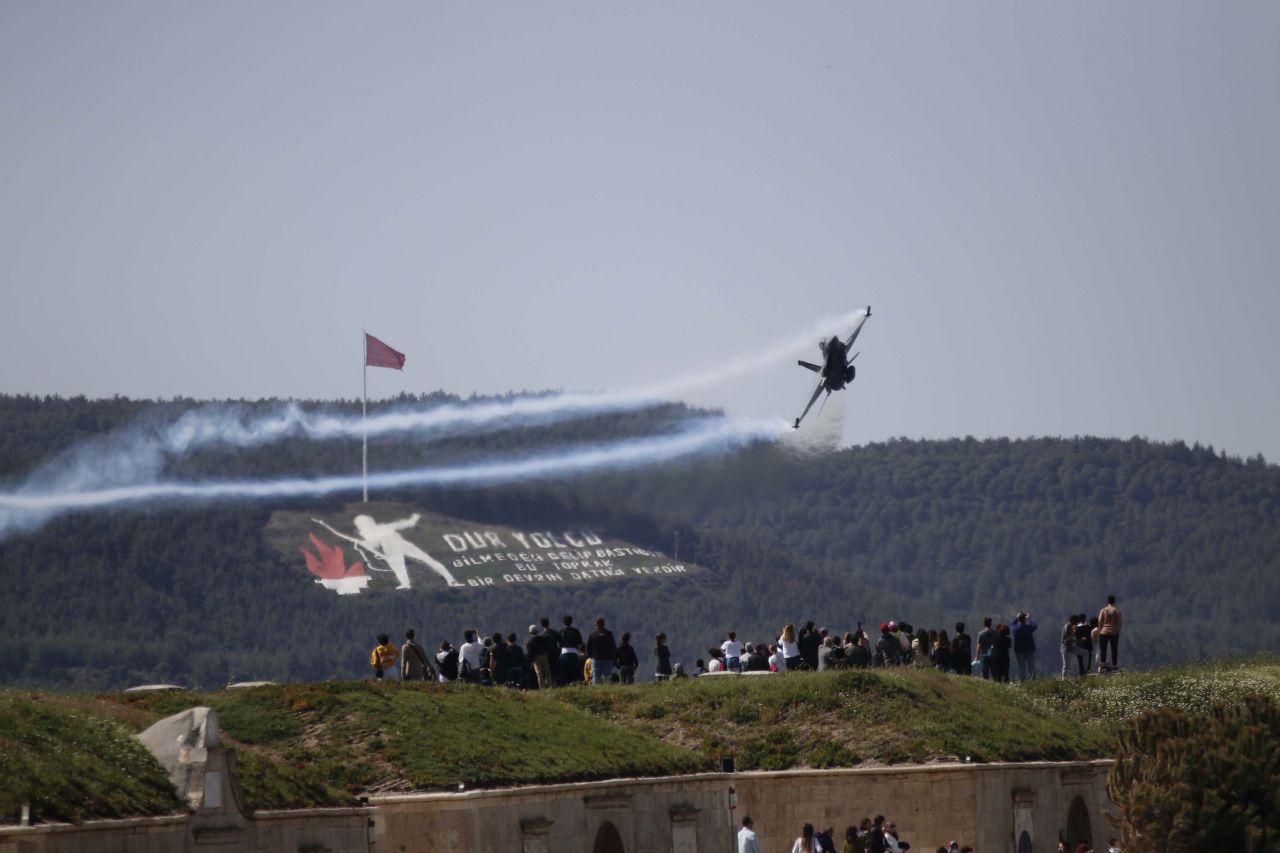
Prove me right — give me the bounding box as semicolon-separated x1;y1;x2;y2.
311;513;461;590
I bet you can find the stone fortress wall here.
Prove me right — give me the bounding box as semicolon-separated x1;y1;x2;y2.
0;708;1115;853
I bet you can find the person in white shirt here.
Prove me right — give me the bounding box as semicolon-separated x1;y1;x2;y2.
708;653;724;673
769;643;788;672
737;816;762;853
458;629;485;682
721;632;743;672
778;624;802;670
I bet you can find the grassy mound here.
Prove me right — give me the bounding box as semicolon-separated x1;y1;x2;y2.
5;659;1278;824
0;692;182;824
552;668;1112;768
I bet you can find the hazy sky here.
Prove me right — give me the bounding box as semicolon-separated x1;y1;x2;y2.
3;3;1278;460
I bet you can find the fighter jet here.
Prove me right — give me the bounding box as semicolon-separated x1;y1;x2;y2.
793;306;871;429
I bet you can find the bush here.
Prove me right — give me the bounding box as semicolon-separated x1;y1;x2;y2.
1107;694;1280;852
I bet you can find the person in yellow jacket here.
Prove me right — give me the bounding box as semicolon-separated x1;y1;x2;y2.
371;633;399;680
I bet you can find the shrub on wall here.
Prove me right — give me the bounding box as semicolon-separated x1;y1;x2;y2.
1107;694;1279;853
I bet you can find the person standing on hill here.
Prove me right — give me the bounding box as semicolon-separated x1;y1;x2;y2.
436;640;459;682
991;624;1012;683
721;631;744;673
1098;595;1122;670
616;632;639;684
866;816;889;853
1012;612;1038;681
587;617;617;685
400;629;432;681
539;617;562;684
1073;615;1093;676
951;623;972;675
370;633;399;680
653;633;673;681
526;625;551;689
1060;615;1078;679
559;615;585;685
779;623;803;671
799;621;821;671
975;617;996;679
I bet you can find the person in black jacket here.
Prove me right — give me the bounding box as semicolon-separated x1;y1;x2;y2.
539;617;561;685
616;632;639;684
798;621;821;671
525;625;551;689
558;615;584;686
653;632;673;681
951;623;973;675
504;632;528;688
435;640;459;682
744;643;770;672
586;617;618;684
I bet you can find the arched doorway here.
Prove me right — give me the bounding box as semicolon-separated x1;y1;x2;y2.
592;821;625;853
1066;795;1093;849
1016;831;1032;853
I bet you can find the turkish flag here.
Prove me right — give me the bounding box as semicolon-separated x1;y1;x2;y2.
365;333;406;370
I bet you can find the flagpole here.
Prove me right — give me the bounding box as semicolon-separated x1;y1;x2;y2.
362;329;368;503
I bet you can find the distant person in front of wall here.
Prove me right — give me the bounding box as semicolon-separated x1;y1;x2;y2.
991;624;1013;683
1098;594;1122;670
738;815;762;853
746;642;771;672
769;643;788;673
1011;611;1038;681
587;617;618;685
722;631;743;673
792;822;817;853
370;633;399;680
883;820;903;853
400;629;432;682
653;633;673;681
865;816;888;853
616;632;639;684
843;824;866;853
779;623;803;671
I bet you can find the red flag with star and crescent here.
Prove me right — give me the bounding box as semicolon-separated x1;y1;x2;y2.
365;333;406;370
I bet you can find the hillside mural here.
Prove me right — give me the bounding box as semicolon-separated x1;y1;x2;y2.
271;503;694;595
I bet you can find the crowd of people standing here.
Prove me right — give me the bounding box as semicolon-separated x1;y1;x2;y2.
368;596;1124;687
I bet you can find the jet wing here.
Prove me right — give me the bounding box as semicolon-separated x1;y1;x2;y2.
794;380;826;429
843;306;872;352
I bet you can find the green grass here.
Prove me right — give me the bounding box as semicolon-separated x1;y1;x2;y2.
0;692;182;825
5;659;1279;824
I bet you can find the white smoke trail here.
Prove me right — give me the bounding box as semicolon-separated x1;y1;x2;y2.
0;417;788;524
159;307;868;451
0;309;865;536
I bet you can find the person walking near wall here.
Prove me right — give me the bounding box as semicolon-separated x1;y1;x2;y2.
738;816;762;853
1098;595;1122;670
792;823;817;853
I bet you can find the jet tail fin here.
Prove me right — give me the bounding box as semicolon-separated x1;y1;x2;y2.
797;360;822;373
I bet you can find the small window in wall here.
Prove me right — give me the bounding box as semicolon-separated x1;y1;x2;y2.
1066;795;1093;850
1017;830;1033;853
592;821;625;853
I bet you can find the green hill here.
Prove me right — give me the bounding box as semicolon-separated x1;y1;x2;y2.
1;393;1278;690
4;660;1278;825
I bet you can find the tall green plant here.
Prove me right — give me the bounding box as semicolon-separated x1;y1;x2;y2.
1107;694;1280;853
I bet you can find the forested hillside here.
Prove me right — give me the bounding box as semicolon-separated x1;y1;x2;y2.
0;394;1276;689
